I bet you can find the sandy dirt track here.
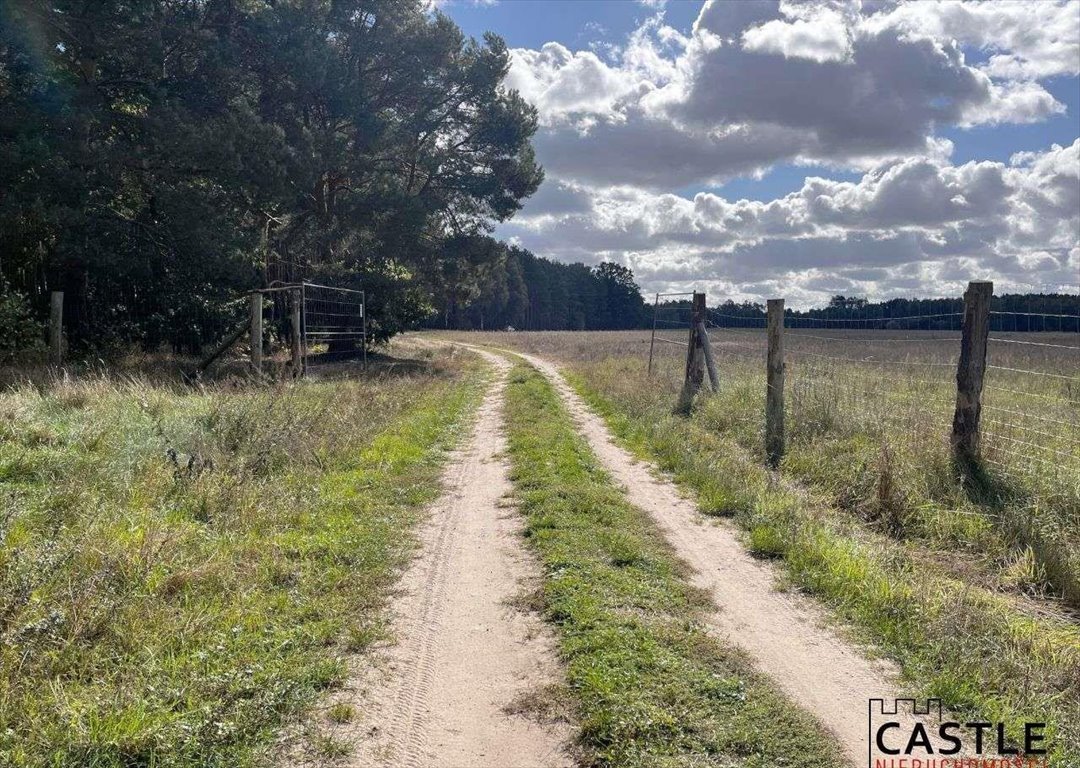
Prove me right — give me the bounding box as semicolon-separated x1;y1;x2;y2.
511;349;925;768
342;351;571;768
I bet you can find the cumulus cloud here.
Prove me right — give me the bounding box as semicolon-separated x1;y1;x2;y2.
671;24;993;157
506;43;640;122
499;140;1080;304
866;0;1080;80
496;0;1079;304
741;4;853;63
506;0;1074;187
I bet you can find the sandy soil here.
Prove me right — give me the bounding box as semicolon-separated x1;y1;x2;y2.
513;350;930;768
338;351;572;768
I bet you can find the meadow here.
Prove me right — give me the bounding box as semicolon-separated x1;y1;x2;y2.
0;344;483;767
438;328;1080;764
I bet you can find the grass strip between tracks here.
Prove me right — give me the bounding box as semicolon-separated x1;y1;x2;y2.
502;360;843;768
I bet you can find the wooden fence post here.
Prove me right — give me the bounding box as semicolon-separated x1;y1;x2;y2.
766;298;785;466
250;292;263;375
951;280;992;464
49;291;63;365
290;288;303;376
676;292;706;413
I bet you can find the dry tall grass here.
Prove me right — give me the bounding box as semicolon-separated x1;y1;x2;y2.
0;343;482;767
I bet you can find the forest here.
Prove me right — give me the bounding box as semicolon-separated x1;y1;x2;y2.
1;0;542;354
426;244;649;331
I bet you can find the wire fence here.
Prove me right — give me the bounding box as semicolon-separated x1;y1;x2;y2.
982;316;1080;489
651;290;1080;500
302;283;366;367
701;308;965;453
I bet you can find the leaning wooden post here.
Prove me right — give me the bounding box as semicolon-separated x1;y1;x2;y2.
49;291;64;365
765;298;785;466
951;280;992;464
249;292;263;375
290;288;303;376
676;292;706;413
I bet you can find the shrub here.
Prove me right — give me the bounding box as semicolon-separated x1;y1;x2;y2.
0;285;44;361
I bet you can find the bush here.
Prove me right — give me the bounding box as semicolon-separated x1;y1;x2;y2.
0;285;44;361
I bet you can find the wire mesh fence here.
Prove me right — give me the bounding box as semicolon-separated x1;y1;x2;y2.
981;310;1080;494
783;305;964;460
652;289;1080;503
301;283;366;367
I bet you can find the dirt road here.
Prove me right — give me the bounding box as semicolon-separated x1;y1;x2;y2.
332;342;937;768
512;350;923;768
342;352;571;768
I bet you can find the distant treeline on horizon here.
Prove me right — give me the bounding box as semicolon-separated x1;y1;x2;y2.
429;248;1079;333
697;293;1080;332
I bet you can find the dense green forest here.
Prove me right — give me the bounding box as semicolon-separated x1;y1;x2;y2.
1;0;541;353
426;244;648;330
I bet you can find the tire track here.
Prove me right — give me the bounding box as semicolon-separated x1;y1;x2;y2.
342;352;572;768
510;349;940;768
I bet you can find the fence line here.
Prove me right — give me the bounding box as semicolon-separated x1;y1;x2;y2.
656;283;1079;496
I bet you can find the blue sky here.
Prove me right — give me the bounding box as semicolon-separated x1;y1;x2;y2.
438;0;1080;304
449;0;704;52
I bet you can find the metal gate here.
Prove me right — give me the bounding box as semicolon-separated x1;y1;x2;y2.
301;282;366;368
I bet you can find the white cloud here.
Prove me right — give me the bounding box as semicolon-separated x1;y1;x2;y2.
497;0;1080;304
499;140;1080;304
741;5;853;63
866;0;1080;80
960;79;1066;126
506;43;641;122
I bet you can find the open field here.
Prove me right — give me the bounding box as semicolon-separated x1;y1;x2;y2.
0;344;485;767
434;329;1080;765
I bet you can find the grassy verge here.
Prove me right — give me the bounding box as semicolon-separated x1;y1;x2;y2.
682;354;1080;607
0;345;485;767
502;361;843;768
562;357;1080;766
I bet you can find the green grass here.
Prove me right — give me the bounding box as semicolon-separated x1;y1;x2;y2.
690;354;1080;607
561;356;1080;766
0;346;485;767
502;361;844;768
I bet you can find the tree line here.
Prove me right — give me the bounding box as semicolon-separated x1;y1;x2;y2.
426;242;648;331
1;0;541;355
693;293;1080;332
436;266;1077;334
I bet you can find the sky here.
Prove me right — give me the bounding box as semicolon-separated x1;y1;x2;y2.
438;0;1080;307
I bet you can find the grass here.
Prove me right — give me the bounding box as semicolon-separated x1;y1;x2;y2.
0;343;485;767
440;330;1080;765
501;360;844;768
